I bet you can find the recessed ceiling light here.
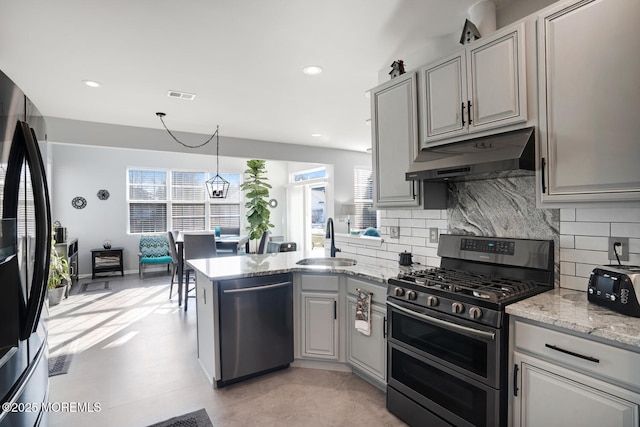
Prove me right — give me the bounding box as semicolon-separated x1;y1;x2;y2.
83;80;100;88
303;65;323;75
311;133;322;137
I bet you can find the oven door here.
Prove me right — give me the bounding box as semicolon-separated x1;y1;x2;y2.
387;299;502;387
387;299;504;427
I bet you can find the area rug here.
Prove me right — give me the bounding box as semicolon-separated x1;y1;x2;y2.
80;280;111;293
48;352;73;377
147;409;213;427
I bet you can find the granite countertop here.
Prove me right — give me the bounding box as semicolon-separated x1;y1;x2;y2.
507;287;640;350
186;251;404;285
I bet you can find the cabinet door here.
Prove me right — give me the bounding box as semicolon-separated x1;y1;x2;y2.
513;352;640;427
421;52;467;144
346;297;386;384
468;23;527;132
538;0;640;203
371;72;420;208
301;292;338;360
195;273;216;384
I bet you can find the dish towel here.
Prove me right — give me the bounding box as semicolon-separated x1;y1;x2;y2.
355;288;372;336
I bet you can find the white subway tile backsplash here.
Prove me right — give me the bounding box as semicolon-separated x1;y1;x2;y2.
560;248;609;265
426;219;448;229
575;263;598;278
411;209;445;219
576;208;640;223
560;261;575;276
560;275;588;292
560;208;576;221
385;210;412;219
574;236;609;251
611;222;640;238
399;236;426;247
399;218;426;229
559;234;575;249
380;218;399;227
560;221;610;237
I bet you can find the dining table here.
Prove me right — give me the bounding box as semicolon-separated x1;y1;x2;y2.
175;232;250;308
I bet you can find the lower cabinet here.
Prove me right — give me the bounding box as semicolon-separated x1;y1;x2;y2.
299;274;341;360
511;318;640;427
301;292;339;359
346;277;387;388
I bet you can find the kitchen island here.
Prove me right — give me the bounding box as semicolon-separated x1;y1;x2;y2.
187;251;403;389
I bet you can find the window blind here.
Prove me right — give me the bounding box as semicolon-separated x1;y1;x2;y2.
354;168;376;229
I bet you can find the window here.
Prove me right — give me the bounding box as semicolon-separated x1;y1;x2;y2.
292;167;326;182
171;171;206;231
127;169;241;234
128;170;167;233
354;168;376;229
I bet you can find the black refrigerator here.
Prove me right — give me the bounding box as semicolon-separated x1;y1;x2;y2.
0;70;51;426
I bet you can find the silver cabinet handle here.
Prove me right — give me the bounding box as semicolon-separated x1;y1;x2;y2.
387;300;495;340
223;281;292;294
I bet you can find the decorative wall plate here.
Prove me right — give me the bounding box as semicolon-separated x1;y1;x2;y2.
97;189;110;200
71;196;87;209
268;199;278;208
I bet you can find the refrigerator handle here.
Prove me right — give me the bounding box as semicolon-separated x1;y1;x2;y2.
19;122;51;340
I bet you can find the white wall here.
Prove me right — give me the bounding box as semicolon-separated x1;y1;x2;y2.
49;143;292;276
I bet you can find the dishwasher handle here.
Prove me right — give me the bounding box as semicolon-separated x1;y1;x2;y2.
222;281;292;294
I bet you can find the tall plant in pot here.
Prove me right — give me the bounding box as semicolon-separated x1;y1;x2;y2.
241;159;273;253
48;235;71;306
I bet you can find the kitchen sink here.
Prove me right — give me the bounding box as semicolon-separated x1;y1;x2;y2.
296;258;357;267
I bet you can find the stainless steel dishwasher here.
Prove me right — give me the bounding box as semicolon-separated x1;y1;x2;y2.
217;273;293;386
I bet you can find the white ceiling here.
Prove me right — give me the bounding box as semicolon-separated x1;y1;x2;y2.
0;0;507;152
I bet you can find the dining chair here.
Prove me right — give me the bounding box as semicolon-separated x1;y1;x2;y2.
167;230;180;299
183;233;218;311
258;230;270;254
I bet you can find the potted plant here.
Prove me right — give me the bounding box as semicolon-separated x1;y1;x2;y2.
48;235;71;306
241;159;274;253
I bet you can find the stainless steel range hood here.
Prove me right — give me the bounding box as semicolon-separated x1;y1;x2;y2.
406;127;535;181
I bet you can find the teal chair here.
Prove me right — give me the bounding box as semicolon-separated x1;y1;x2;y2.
138;234;173;278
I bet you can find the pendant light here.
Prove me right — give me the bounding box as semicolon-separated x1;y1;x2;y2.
205;125;230;198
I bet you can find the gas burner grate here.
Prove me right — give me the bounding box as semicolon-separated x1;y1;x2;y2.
395;268;540;302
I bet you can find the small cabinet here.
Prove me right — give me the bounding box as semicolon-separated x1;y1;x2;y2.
90;247;124;279
511;318;640;427
421;22;527;146
537;0;640;204
370;72;421;208
299;274;341;360
55;238;78;285
345;278;387;387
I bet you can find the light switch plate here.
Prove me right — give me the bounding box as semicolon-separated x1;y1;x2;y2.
608;237;629;262
390;226;400;239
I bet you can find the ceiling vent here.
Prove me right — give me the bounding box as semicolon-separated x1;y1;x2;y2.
167;90;196;100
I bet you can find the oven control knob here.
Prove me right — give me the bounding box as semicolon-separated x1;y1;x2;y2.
427;296;439;307
394;287;405;297
452;302;465;314
406;290;417;301
469;307;483;320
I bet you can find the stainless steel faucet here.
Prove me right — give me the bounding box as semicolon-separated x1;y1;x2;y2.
325;217;341;257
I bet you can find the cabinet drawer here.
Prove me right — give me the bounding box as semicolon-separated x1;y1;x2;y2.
300;274;339;292
346;277;385;306
514;320;640;390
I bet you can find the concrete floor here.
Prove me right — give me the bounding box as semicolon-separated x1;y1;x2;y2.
48;273;405;426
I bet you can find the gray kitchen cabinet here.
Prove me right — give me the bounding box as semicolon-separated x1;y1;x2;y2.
421;22;527;147
510;318;640;426
299;274;341;360
345;277;387;388
370;72;420;208
195;270;218;385
537;0;640;204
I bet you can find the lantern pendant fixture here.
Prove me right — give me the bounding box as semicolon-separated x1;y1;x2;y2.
205;126;230;199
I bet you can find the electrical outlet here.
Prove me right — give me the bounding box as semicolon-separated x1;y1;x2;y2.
390;226;400;239
429;228;439;243
608;237;629;262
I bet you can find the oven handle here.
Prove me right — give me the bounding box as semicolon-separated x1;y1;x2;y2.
387;301;496;341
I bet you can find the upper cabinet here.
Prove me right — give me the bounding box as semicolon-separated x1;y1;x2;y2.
537;0;640;204
421;23;527;147
370;72;421;208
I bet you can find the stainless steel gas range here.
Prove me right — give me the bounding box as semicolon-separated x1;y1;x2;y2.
386;235;554;427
